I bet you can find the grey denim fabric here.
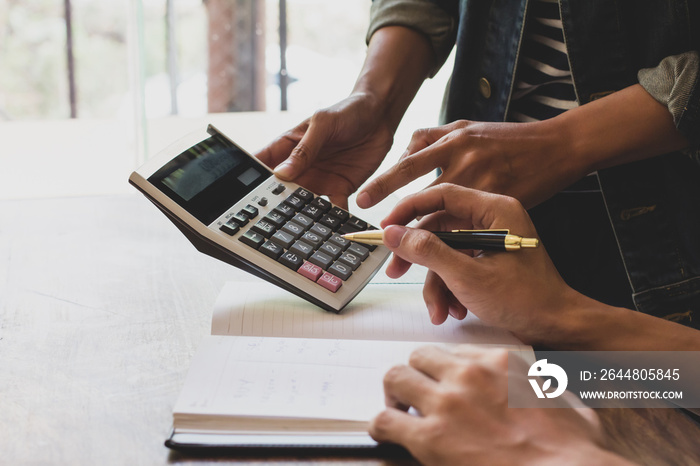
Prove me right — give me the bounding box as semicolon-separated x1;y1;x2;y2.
366;0;457;77
638;52;700;160
638;52;698;126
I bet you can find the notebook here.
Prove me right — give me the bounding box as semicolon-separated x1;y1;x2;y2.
166;281;532;454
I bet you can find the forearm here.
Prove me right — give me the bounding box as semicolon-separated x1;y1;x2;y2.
352;26;435;134
553;84;689;178
544;292;700;351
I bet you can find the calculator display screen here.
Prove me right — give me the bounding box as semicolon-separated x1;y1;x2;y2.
148;133;271;224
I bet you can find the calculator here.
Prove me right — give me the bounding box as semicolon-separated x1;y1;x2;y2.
129;125;390;313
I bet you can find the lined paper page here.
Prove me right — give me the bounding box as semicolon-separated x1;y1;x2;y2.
211;281;524;346
174;335;425;422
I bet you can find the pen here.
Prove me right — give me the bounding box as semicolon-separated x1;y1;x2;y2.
341;229;539;251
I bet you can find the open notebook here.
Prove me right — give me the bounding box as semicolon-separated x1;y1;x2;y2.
167;281;532;453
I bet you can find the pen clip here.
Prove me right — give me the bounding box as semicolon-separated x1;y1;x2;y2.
450;229;510;234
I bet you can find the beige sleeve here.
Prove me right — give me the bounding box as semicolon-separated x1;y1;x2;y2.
638;51;699;129
366;0;458;77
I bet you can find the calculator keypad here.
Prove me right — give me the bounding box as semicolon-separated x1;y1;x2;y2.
236;187;375;293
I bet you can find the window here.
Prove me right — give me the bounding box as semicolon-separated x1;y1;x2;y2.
0;0;451;200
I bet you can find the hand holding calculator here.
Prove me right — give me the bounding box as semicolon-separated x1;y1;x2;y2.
129;125;390;312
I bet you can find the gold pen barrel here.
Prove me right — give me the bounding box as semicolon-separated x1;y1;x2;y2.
341;230;385;246
504;234;539;251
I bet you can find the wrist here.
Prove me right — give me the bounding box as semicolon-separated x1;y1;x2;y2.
520;286;591;348
552;84;689;173
539;114;594;181
345;89;390;129
537;441;633;466
351;26;434;134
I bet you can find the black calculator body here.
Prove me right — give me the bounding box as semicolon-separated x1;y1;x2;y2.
129;125;390;313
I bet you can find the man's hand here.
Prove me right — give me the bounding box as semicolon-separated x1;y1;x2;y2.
369;346;630;466
377;184;582;345
356;118;577;210
255;93;393;209
357;84;689;210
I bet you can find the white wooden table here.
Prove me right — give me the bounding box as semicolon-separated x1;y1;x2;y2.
2;110;700;464
0;194;426;465
3;194;700;465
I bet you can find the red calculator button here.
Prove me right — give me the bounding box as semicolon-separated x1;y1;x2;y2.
317;272;342;293
297;261;323;281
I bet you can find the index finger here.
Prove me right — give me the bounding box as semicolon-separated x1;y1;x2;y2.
357;147;442;208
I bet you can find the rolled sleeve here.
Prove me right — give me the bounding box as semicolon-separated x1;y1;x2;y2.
367;0;458;77
638;51;700;156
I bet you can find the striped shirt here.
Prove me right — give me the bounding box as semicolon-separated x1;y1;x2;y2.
509;0;599;192
508;0;578;123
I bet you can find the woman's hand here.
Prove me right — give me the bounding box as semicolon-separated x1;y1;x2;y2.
378;184;583;345
255;93;394;209
255;26;437;209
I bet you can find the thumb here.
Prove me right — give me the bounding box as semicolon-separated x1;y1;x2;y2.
383;225;470;276
273;126;326;181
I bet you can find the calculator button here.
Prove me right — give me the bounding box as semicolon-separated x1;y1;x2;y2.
301;231;323;248
289;240;314;260
294;187;314;202
272;183;286;195
317;272;342;292
319;214;341;231
263;211;286;228
309;250;333;270
239;230;265;248
273;203;295;220
257;197;268;206
283;194;306;211
310;197;332;212
298;261;323;281
301;204;323;220
345;217;368;231
338;251;361;270
278;251;304;270
230;212;250;226
259;240;284;260
319;241;342;260
219;219;240;236
329;261;352;280
347;243;370;261
250;219;275;238
328;233;350;250
328;207;350;222
337;224;363;235
270;230;295;249
310;223;332;240
242;204;259;219
281;221;305;239
291;213;313;230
